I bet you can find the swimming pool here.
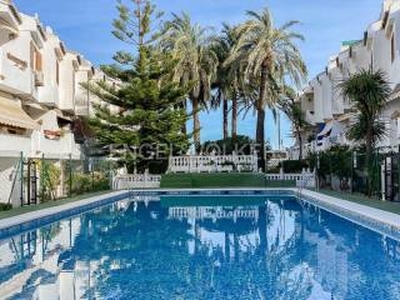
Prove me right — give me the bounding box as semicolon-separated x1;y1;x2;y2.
0;192;399;299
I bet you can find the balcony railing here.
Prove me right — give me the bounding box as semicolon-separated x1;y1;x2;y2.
0;132;31;157
31;131;81;160
168;154;258;173
0;49;33;95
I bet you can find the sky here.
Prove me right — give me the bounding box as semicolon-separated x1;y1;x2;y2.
14;0;383;149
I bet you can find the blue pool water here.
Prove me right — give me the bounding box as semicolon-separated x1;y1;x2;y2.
0;194;400;300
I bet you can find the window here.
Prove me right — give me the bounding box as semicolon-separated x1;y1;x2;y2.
30;43;42;71
370;51;374;70
391;34;396;63
397;117;400;138
30;43;35;68
56;60;60;85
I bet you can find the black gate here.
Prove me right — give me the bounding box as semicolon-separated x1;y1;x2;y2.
383;153;400;202
24;159;38;206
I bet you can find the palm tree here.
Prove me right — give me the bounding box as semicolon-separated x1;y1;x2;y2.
279;87;310;160
338;68;391;196
160;13;218;153
211;24;245;140
227;8;307;171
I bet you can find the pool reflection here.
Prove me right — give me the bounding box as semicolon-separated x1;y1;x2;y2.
0;196;399;300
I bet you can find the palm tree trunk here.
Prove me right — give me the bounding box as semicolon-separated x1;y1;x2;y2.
366;126;373;197
256;109;266;172
224;232;230;263
297;129;303;160
232;95;238;140
257;64;268;172
258;204;267;261
223;99;228;139
192;98;201;154
181;99;187;136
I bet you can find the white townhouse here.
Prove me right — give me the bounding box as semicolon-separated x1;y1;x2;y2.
291;0;400;158
0;1;104;205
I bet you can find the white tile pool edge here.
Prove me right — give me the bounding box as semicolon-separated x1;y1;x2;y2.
299;189;400;239
0;188;399;237
0;191;127;231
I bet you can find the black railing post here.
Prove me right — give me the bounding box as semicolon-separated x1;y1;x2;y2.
20;152;24;207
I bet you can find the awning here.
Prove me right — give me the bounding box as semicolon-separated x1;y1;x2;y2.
54;108;72;122
0;18;18;36
317;121;333;139
390;84;400;101
0;97;39;129
24;102;46;111
391;110;400;119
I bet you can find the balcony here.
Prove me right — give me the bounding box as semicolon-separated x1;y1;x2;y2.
37;84;59;107
0;49;33;95
0;1;21;41
74;94;89;116
32;131;82;160
0;132;31;157
305;110;316;124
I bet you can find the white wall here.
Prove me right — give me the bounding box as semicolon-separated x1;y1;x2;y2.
58;52;76;112
37;31;61;106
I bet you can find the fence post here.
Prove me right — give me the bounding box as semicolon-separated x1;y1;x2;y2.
329;151;333;189
41;153;45;203
91;158;95;192
381;156;386;201
19;151;24;207
316;152;320;192
27;159;31;205
69;153;72;198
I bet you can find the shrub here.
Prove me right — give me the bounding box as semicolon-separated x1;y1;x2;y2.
0;203;12;211
69;172;109;196
280;160;309;173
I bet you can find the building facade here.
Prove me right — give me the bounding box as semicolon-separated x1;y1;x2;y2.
291;0;400;159
0;1;109;205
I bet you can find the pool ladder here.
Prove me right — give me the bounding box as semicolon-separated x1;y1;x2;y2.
297;175;313;200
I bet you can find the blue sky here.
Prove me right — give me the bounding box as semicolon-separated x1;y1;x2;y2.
15;0;382;149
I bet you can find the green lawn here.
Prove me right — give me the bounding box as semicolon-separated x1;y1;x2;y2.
318;189;400;215
0;190;112;220
160;173;296;188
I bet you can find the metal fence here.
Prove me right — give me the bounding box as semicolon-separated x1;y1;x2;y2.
310;147;400;202
1;153;115;208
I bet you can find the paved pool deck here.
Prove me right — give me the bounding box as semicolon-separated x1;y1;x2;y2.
0;188;399;240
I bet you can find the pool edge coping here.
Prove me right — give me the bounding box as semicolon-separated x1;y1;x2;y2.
0;190;128;231
0;188;399;240
300;189;400;240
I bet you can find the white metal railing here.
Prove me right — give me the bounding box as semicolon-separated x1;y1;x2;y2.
113;174;161;190
168;154;258;173
265;169;315;188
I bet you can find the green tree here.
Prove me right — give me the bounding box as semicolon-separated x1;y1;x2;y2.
202;135;259;155
160;12;218;153
211;24;246;140
338;69;390;195
279;87;310;160
86;0;190;173
228;8;307;171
